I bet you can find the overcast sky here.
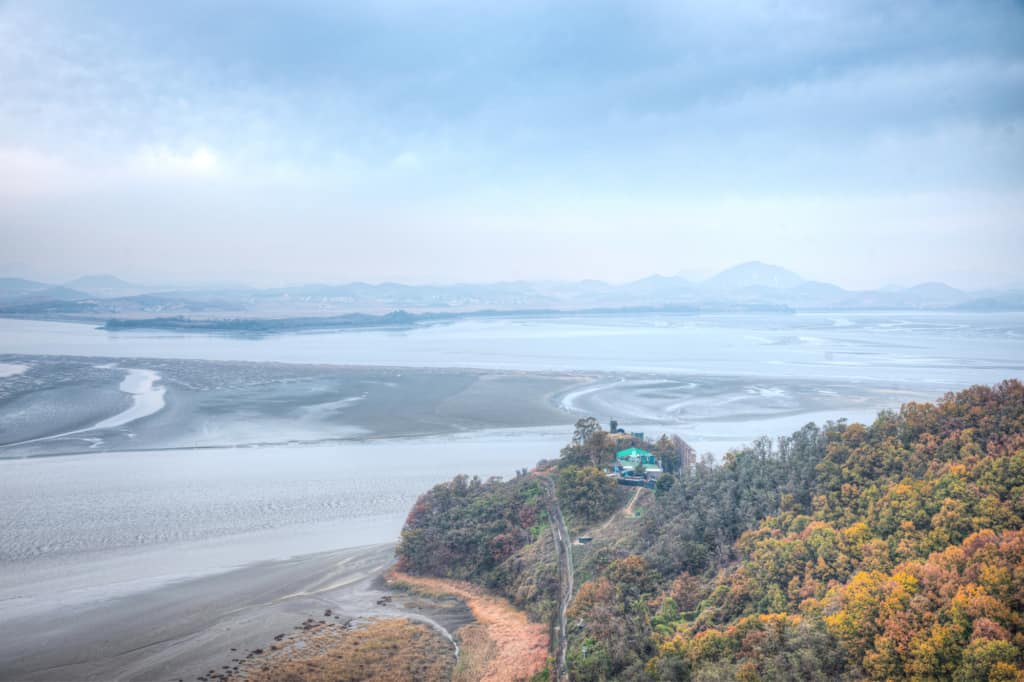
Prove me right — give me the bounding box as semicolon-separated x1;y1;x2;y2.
1;0;1022;289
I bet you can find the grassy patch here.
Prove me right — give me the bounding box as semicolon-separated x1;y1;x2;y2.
239;618;454;682
389;571;549;681
451;623;498;682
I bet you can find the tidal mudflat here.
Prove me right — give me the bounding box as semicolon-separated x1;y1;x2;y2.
0;543;406;681
0;355;581;456
0;311;1021;679
4;310;1022;455
0;430;565;681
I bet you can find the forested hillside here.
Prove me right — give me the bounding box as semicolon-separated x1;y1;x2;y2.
397;381;1024;681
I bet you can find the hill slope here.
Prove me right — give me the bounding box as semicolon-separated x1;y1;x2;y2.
64;274;149;297
398;381;1024;680
703;261;804;290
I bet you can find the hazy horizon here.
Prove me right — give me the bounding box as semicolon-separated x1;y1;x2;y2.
2;259;1023;294
2;1;1023;290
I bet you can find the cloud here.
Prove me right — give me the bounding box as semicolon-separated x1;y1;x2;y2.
0;147;80;199
392;151;422;171
0;144;225;201
0;0;1021;286
136;145;222;177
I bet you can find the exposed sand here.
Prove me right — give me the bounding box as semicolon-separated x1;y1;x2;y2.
0;362;28;378
0;352;929;460
1;368;166;449
90;368;166;430
0;355;583;456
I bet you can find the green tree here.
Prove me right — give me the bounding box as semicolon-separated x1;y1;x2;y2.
558;465;620;525
572;417;601;445
651;434;678;474
561;417;617;468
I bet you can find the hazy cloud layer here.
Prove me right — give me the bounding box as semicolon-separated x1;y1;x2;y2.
1;1;1022;288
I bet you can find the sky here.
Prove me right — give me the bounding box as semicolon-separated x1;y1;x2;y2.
1;0;1022;290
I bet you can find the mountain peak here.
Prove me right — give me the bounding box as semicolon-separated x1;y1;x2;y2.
63;274;149;297
65;274;137;289
704;262;804;290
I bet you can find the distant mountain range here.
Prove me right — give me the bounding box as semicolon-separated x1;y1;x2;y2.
63;274;153;297
1;262;1022;321
704;261;805;290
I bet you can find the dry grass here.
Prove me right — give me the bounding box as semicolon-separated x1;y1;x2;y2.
389;571;549;682
238;618;454;682
450;623;498;682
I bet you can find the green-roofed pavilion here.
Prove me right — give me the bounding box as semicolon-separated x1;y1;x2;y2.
616;447;657;467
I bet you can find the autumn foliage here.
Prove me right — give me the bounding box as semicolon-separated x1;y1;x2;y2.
397;473;548;583
636;380;1024;681
399;380;1024;680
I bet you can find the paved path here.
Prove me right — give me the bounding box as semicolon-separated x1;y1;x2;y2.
540;476;574;681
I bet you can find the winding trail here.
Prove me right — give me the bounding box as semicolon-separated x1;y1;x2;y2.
596;486;643;534
542;479;646;680
624;486;645;516
540;475;574;681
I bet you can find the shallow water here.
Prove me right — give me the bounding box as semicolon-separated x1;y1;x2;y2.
0;428;566;618
0;311;1021;615
1;311;1022;383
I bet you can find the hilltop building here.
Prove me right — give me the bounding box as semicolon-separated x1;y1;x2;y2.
615;446;660;471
